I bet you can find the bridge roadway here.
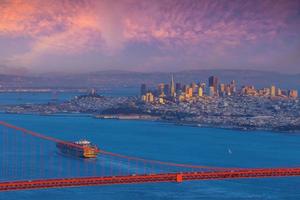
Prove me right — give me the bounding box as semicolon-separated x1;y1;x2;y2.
1;167;300;191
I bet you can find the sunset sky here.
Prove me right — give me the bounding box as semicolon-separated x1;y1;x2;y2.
0;0;299;74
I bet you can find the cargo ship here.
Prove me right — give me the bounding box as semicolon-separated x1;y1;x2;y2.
56;140;100;158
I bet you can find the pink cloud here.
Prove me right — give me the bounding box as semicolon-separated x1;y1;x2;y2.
124;0;300;46
0;0;299;71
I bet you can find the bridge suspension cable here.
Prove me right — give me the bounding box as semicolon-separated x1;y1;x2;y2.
0;121;224;170
1;121;300;192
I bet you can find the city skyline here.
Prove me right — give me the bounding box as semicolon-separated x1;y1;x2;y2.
0;0;300;74
140;75;298;104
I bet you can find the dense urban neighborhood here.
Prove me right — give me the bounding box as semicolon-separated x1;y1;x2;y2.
5;90;300;132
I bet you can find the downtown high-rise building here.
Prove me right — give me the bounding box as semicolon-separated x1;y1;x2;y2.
175;83;182;93
157;83;165;96
164;84;170;96
270;85;276;97
209;76;219;95
198;87;203;97
170;75;175;98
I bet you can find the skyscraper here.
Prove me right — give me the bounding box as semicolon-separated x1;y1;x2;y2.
145;92;154;102
289;90;298;98
209;76;218;94
199;83;206;94
270;85;276;97
230;80;237;94
183;84;188;93
157;83;165;96
209;86;215;97
277;88;282;96
219;83;225;96
170;75;175;98
164;84;170;96
198;87;203;97
220;83;225;93
186;87;193;98
175;83;182;93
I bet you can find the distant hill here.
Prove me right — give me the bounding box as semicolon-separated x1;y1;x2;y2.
0;70;299;91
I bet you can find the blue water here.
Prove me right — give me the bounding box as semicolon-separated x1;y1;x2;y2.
0;88;137;106
0;92;83;105
99;87;139;97
0;112;300;200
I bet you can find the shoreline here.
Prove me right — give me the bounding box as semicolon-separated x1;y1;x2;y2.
2;111;299;134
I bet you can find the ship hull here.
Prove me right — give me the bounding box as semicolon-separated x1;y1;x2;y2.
56;142;99;158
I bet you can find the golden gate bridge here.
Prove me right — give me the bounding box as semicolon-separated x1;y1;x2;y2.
0;121;300;192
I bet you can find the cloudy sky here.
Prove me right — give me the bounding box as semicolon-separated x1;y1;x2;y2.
0;0;299;74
